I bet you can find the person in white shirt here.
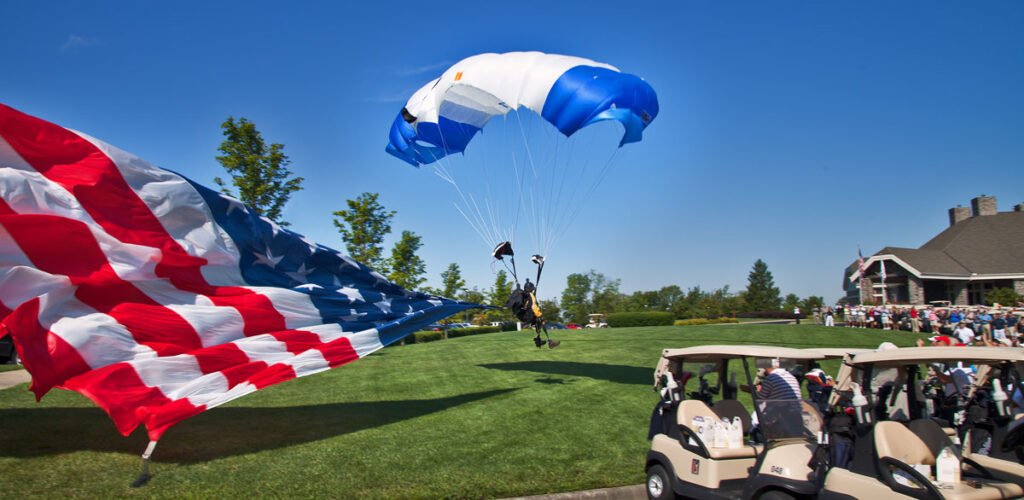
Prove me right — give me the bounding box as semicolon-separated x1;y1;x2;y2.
954;324;975;345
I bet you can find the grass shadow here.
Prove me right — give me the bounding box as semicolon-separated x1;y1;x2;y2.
478;361;651;385
0;388;517;463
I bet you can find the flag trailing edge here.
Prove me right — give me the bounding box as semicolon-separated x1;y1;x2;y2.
0;103;477;441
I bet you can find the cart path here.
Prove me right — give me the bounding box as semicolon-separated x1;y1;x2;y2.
500;484;645;500
0;369;31;390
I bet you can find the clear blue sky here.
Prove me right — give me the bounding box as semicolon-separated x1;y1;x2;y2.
3;1;1022;304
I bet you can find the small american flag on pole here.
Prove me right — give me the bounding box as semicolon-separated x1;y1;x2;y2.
0;103;475;442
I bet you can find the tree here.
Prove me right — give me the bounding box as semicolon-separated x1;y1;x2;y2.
539;299;562;323
985;288;1023;307
560;272;592;324
439;263;466;298
589;271;622;313
482;270;513;323
215;117;304;226
385;230;426;290
783;293;801;312
332;192;395;271
744;259;782;311
458;287;487;324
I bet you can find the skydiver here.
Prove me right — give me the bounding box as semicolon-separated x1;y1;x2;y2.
494;241;559;348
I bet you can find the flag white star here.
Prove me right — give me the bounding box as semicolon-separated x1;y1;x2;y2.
252;248;284;268
285;263;311;282
338;286;364;303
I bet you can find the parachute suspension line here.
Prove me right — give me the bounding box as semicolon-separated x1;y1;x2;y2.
548;147;621;252
434;166;497;249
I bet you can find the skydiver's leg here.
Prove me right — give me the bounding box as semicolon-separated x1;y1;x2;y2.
533;324;546;347
540;322;559;348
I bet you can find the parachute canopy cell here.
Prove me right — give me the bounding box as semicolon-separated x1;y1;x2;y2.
386;51;659;167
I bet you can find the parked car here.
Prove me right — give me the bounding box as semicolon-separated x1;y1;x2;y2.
566;323;582;329
547;323;567;329
0;334;18;364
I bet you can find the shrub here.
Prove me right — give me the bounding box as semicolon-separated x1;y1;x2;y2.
674;317;739;326
413;331;443;343
606;312;674;327
447;326;500;338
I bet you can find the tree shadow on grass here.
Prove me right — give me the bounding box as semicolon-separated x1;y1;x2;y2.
0;388;517;463
478;361;651;385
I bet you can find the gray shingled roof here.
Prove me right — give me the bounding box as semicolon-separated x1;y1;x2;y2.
880;211;1024;277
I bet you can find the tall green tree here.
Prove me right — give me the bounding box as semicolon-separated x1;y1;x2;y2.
439;263;466;298
783;293;801;312
539;299;562;323
481;270;513;323
332;192;395;270
215;117;304;226
560;272;592;324
744;259;782;311
589;271;622;313
385;230;426;290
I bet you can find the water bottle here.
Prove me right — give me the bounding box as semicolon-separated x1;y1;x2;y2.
852;383;872;424
993;378;1008;417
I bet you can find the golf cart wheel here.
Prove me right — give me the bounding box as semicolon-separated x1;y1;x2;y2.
645;464;673;500
756;489;796;500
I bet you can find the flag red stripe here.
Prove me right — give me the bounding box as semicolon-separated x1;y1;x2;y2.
0;104;288;341
317;337;360;368
0;214;203;355
0;298;91;399
63;361;198;438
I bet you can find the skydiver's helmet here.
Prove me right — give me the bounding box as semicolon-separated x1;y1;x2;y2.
523;279;536;294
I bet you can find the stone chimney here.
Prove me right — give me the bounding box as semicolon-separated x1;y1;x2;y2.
949;205;970;226
971;195;997;217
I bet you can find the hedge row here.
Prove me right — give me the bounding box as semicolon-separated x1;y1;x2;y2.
406;325;503;344
606;312;674;327
674;317;740;326
447;325;501;338
737;311;800;319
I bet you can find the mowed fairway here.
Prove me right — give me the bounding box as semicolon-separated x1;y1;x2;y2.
0;324;920;499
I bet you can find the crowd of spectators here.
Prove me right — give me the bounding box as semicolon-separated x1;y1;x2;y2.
818;302;1024;347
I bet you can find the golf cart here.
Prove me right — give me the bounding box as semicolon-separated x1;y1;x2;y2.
586;314;609;328
818;346;1024;499
646;345;830;499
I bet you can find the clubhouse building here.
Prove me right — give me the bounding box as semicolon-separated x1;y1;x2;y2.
843;195;1024;305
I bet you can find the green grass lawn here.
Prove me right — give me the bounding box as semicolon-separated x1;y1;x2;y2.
0;324;923;499
0;363;23;372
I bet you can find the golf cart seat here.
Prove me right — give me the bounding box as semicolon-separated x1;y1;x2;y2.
713;399;752;435
677;400;761;459
874;421;1023;499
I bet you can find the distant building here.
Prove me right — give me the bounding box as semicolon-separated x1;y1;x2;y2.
843;195;1024;305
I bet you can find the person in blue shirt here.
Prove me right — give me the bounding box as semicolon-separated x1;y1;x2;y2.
978;310;994;342
949;310;962;324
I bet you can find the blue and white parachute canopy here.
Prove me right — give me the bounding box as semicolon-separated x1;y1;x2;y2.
386;52;659;167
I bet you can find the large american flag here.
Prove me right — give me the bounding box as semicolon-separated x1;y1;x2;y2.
0;103;475;441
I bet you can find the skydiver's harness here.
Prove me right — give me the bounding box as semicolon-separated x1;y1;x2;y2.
493;241;556;348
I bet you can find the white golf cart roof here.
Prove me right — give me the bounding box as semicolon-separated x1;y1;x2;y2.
660;344;827;362
848;346;1024;367
655;345;826;389
806;347;873;359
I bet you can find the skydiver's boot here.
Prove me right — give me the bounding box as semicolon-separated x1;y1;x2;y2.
533;335;546;348
548;340;560;349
